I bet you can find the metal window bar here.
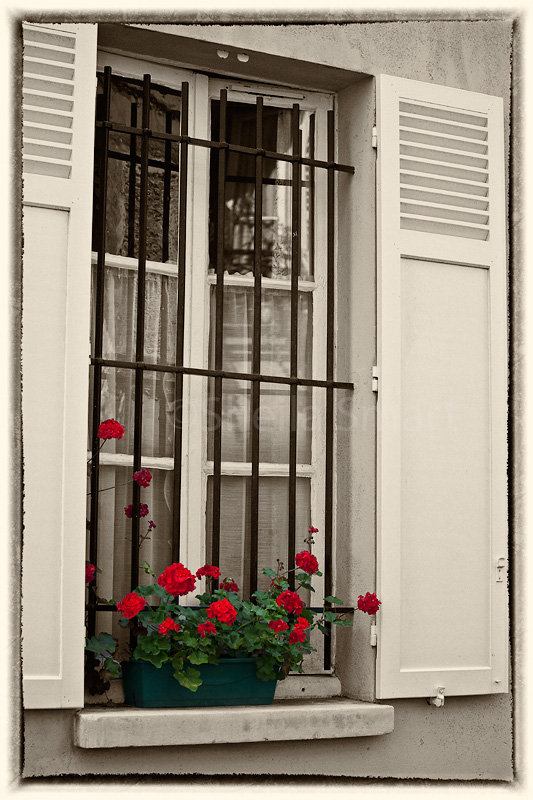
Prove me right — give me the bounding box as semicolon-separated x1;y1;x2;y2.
288;104;301;591
171;81;190;562
89;69;355;667
130;74;151;606
249;97;263;597
323;109;337;669
88;65;112;639
127;102;137;258
211;89;228;585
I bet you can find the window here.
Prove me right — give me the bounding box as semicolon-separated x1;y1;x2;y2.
87;54;355;673
21;23;509;712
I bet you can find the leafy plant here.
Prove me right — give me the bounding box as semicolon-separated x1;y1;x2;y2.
86;531;381;693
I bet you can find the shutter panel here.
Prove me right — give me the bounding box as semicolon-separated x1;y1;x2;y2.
22;23;97;709
376;75;508;699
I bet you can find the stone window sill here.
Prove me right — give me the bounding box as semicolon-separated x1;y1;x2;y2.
74;697;394;748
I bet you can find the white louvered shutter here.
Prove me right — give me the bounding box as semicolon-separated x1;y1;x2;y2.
22;23;97;708
376;75;508;699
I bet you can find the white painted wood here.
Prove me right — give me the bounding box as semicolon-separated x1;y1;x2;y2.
376;75;508;699
22;24;98;709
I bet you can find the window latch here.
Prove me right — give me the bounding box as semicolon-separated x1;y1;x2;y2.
372;366;379;393
372;126;378;149
370;623;377;647
496;557;507;582
428;687;445;707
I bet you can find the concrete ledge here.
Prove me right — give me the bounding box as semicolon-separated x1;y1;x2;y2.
74;698;394;748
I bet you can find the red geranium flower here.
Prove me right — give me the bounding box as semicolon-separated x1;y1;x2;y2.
133;468;152;488
198;621;217;638
97;419;125;440
207;598;237;625
276;590;304;615
85;564;96;583
157;563;196;596
148;520;156;530
308;526;319;533
268;619;289;633
196;564;221;580
116;592;146;619
357;592;382;615
289;625;308;644
158;617;180;635
295;550;319;574
124;503;149;519
220;579;239;592
295;616;310;629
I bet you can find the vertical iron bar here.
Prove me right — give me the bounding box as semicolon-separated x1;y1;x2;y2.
309;114;315;277
249;97;263;597
127;102;137;258
171;83;189;562
89;66;112;638
211;89;227;578
130;74;151;595
324;109;336;670
162;110;173;265
288;104;301;590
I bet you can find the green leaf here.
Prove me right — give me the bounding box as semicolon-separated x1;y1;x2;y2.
252;590;270;603
103;657;120;678
323;595;343;605
170;654;184;674
188;651;209;665
175;666;202;692
85;633;117;656
317;623;329;635
323;611;337;623
141;562;155;576
262;568;277;578
332;619;353;627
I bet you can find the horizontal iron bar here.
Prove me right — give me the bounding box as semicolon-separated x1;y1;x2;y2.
107;148;179;173
96;120;354;174
91;604;355;613
90;356;354;390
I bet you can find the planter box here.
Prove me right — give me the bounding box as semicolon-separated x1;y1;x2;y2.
122;658;278;708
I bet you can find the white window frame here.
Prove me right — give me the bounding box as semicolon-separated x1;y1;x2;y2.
92;51;336;644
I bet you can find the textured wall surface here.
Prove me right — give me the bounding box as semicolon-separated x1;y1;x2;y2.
23;694;512;780
20;17;515;782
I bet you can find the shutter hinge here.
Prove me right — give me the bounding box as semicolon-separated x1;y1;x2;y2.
428;687;445;707
370;624;377;647
372;125;378;149
372;366;379;393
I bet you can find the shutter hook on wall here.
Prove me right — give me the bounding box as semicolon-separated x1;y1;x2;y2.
428;687;445;707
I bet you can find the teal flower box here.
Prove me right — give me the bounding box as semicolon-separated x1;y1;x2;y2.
122;657;278;708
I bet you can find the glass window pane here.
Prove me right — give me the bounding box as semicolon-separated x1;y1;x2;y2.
93;74;181;263
208;100;314;280
206;476;311;597
207;286;312;463
89;366;176;459
90;465;174;601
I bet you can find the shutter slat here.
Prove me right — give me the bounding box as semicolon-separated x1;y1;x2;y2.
23;23;79;178
377;75;508;700
400;186;489;210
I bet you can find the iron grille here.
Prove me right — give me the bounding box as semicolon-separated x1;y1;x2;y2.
88;68;355;669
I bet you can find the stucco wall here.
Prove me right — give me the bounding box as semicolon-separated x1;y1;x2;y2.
20;17;515;782
23;694;512;780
